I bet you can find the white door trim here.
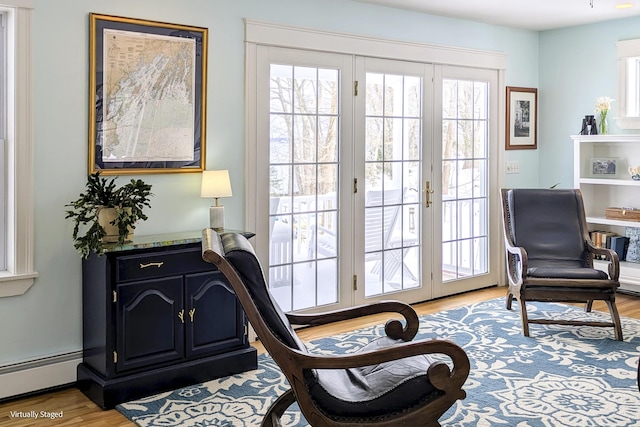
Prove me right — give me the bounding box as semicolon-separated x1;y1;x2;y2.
245;19;506;71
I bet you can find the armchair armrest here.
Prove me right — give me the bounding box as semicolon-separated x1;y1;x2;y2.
585;240;620;281
292;339;470;392
287;300;419;341
504;239;528;287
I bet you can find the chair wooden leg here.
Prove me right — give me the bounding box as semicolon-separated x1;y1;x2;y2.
605;299;624;341
585;300;594;312
506;292;514;310
261;389;297;427
518;298;530;337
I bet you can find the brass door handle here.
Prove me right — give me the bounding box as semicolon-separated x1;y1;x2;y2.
424;181;434;208
189;308;196;322
178;310;185;324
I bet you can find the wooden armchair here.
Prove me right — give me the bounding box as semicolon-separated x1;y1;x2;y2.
500;188;623;340
202;230;470;427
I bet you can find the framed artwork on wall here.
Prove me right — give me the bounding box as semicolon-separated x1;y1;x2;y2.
89;13;208;175
505;86;538;150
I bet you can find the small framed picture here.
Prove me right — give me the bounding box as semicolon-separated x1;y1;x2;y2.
590;157;619;177
506;86;538;150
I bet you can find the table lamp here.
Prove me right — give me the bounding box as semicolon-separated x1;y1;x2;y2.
201;170;233;231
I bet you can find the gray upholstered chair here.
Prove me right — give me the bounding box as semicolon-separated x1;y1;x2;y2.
500;188;623;340
202;229;470;427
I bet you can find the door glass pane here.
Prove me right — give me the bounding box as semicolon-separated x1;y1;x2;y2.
364;72;421;297
442;78;489;281
269;65;340;311
270;115;292;164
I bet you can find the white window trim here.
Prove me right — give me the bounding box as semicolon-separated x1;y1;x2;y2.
0;0;37;297
616;38;640;129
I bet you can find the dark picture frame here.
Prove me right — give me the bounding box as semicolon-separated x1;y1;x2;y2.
89;13;208;175
505;86;538;150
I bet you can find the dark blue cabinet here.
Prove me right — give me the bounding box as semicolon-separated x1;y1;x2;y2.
77;236;257;409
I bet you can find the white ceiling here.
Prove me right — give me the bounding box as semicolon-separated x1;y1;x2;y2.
351;0;640;31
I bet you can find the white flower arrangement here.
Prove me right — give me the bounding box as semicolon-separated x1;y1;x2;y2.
595;96;614;113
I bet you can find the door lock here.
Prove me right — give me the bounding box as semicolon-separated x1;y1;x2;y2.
424;181;434;208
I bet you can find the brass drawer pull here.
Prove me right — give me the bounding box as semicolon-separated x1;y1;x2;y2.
140;262;164;269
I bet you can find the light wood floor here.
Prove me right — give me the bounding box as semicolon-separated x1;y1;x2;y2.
1;286;639;426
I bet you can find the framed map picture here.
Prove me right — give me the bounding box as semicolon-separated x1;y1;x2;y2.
505;86;537;150
89;14;208;174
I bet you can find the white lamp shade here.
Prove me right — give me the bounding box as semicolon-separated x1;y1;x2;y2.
201;170;233;199
201;170;232;231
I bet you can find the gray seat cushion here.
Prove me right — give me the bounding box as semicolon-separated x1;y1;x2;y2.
527;260;608;280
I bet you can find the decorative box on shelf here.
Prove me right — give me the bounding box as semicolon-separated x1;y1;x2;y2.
605;207;640;222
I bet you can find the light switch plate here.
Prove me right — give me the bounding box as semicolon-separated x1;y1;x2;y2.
506;161;520;174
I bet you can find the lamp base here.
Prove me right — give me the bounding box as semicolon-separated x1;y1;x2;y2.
209;206;225;232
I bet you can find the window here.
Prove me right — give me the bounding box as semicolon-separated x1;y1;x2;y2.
616;39;640;129
0;0;37;297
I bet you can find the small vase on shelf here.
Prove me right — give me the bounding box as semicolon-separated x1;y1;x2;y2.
594;96;613;135
599;114;608;135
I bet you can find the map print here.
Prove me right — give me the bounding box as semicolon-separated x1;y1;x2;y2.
102;29;196;162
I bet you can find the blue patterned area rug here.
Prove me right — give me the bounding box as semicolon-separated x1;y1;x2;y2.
117;299;640;426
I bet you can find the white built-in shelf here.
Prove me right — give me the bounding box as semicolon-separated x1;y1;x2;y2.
586;216;640;228
573;134;640;293
580;178;640;186
571;134;640;143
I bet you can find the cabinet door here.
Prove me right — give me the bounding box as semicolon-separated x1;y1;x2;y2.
185;271;247;358
116;277;185;372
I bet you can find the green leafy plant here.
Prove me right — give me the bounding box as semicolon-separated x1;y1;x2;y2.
65;172;153;258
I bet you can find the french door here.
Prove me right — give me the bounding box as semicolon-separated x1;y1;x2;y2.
252;46;499;312
432;66;500;298
256;47;354;312
353;58;433;305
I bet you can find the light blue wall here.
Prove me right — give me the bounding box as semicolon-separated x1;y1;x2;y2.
539;16;640;189
0;0;540;367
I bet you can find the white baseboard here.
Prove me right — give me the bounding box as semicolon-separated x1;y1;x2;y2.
0;352;81;400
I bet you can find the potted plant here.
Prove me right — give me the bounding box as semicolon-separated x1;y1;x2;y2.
65;172;153;258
